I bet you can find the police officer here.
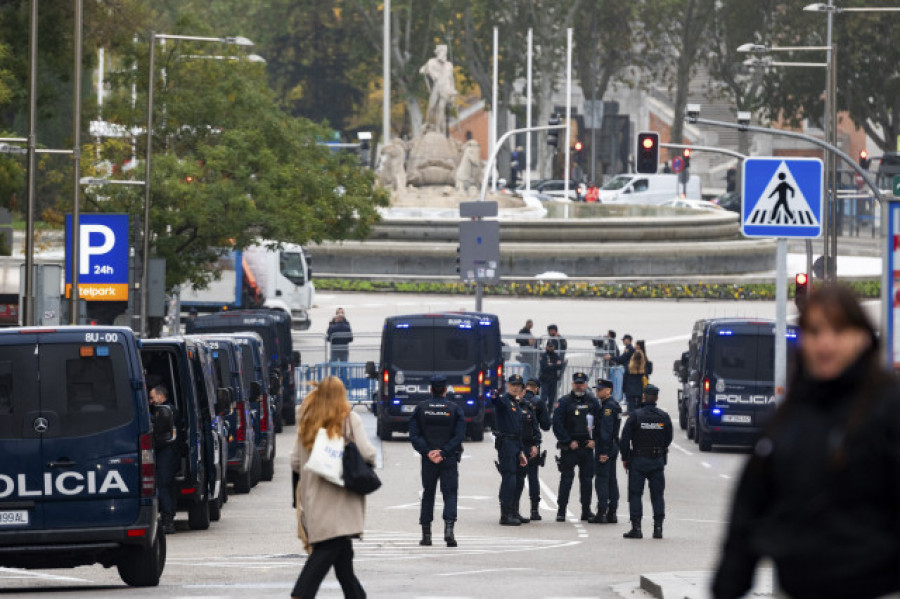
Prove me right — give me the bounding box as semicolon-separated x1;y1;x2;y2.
149;385;179;534
513;379;542;523
620;384;673;539
492;374;528;526
522;378;551;520
408;375;466;547
539;340;564;408
552;372;601;522
588;378;622;524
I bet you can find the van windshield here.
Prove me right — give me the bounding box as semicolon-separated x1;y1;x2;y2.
712;335;759;380
391;326;477;372
602;176;632;190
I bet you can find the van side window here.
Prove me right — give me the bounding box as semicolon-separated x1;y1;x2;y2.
633;179;649;192
0;347;38;438
66;358;117;412
0;361;13;414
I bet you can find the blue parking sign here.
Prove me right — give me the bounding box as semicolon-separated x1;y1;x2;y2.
65;214;130;301
742;157;823;239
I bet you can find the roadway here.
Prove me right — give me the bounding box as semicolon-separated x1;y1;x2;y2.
1;292;780;598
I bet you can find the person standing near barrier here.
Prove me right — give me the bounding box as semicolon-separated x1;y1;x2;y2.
588;378;622;524
608;335;642;412
636;340;653;385
620;384;673;540
493;374;529;526
539;340;564;409
516;319;539;376
326;309;353;362
408;375;466;548
523;378;551;519
513;379;542;523
552;372;601;522
546;324;567;362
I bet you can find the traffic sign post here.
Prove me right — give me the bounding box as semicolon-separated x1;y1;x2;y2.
741;157;824;402
893;175;900;197
459;201;500;312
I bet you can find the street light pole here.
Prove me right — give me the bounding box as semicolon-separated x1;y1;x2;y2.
24;0;38;326
70;0;83;324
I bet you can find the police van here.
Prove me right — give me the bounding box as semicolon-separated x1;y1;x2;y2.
371;312;501;442
681;318;798;452
0;326;165;586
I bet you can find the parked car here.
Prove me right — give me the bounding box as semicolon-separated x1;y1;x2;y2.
661;198;723;212
713;191;741;213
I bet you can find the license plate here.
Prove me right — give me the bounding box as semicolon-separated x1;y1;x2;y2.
723;414;751;424
401;404;416;413
0;510;29;526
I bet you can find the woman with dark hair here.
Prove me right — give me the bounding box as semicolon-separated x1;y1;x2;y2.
712;285;900;599
622;348;646;413
636;340;653;385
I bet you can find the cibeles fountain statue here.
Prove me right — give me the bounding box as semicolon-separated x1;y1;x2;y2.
378;44;483;196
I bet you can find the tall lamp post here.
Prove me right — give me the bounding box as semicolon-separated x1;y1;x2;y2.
141;32;254;337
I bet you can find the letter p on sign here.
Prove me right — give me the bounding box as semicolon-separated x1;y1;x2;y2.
80;225;115;275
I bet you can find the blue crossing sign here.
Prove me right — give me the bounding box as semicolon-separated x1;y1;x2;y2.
741;157;823;239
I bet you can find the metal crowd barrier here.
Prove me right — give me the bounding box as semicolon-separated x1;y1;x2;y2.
296;362;376;405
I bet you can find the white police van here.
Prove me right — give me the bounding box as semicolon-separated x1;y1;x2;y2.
0;326;165;586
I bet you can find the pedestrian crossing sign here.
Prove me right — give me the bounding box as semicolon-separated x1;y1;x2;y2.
741;157;823;239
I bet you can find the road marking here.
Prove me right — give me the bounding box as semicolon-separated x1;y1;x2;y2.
646;334;691;346
537;475;589;538
0;568;90;582
720;474;731;479
438;567;530;577
670;442;694;456
701;462;712;468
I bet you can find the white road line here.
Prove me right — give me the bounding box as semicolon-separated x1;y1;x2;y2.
536;475;559;510
670;442;694;456
701;462;712;469
0;568;90;582
720;474;731;479
537;475;589;537
646;334;692;346
438;567;529;577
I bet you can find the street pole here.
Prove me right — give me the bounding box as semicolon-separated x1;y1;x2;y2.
382;0;390;149
525;28;533;193
491;27;498;192
24;0;38;326
480;124;567;203
774;239;787;403
829;43;838;280
140;32;156;337
563;28;572;214
70;0;83;325
823;0;834;281
476;282;483;312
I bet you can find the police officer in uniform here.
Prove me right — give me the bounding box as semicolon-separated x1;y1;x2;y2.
588;378;622;524
149;385;179;534
513;378;542;523
492;374;529;526
552;372;601;522
620;384;673;539
408;375;466;547
522;378;551;520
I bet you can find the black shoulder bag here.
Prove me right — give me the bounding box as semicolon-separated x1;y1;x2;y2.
343;417;382;495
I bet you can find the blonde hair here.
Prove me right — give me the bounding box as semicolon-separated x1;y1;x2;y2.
629;349;646;375
298;376;351;451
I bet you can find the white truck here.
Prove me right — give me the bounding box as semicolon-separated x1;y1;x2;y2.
598;173;702;205
180;240;315;330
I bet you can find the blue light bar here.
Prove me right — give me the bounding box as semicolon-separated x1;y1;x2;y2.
96;346;110;357
458;322;472;329
718;330;733;336
786;332;798;339
466;400;475;405
712;409;722;415
396;323;409;329
392;399;401;405
479;320;492;326
212;351;219;358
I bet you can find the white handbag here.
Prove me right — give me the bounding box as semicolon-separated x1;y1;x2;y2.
303;427;345;487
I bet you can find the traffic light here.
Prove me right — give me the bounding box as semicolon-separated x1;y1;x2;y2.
794;273;809;309
547;114;561;148
683;148;692;169
859;149;871;170
573;140;584;164
573;140;583;152
636;131;659;174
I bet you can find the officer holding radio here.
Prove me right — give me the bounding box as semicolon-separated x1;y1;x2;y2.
620;384;673;539
588;377;622;524
408;375;466;547
493;374;529;526
552;372;601;522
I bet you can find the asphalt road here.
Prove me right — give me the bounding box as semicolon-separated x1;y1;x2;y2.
1;292;781;598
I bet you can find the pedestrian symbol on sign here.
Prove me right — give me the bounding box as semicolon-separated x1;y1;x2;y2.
746;162;819;227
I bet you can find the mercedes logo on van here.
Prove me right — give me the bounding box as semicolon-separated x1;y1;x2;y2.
33;417;49;433
395;371;405;384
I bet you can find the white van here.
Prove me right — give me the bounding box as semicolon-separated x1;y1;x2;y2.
598;173;702;205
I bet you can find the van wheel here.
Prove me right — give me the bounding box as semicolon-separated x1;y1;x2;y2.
283;405;296;426
686;414;696;440
678;406;687;430
233;468;253;494
188;497;211;530
209;494;222;522
378;420;392;441
274;412;284;434
261;455;275;481
697;428;713;452
468;424;484;442
117;529;166;587
250;453;262;487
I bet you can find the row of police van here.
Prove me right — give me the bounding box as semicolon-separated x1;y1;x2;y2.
0;310;300;587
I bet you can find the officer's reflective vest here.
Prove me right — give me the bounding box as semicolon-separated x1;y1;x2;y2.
419;399;455;449
631;407;669;453
564;395;592;439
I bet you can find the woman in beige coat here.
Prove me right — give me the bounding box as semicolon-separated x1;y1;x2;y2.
290;376;377;599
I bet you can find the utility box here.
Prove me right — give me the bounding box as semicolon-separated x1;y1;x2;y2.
19;263;62;326
458;220;500;284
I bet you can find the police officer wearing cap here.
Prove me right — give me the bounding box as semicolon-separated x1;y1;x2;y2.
522;378;551;520
492;374;529;526
588;378;622;524
552;371;601;522
620;384;673;539
513;378;542;523
408;375;466;547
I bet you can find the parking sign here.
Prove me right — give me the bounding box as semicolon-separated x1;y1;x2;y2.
65;214;129;301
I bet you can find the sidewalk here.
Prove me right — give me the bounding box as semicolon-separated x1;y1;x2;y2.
633;570;775;599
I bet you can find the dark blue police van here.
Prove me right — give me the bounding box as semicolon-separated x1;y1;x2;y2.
681;318;798;452
0;326;165;586
371;312;503;442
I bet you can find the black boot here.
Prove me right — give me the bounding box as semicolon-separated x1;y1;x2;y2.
653;519;663;539
606;508;618;524
587;509;607;524
623;520;642;539
161;514;175;535
444;521;457;547
530;501;542;521
514;504;530;524
500;506;521;526
419;524;432;546
556;506;567;522
580;507;595;521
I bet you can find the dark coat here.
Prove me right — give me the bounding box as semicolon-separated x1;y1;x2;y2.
326;320;353;345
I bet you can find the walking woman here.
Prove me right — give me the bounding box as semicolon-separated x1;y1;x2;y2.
291;376;376;599
622;348;646;413
712;286;900;599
